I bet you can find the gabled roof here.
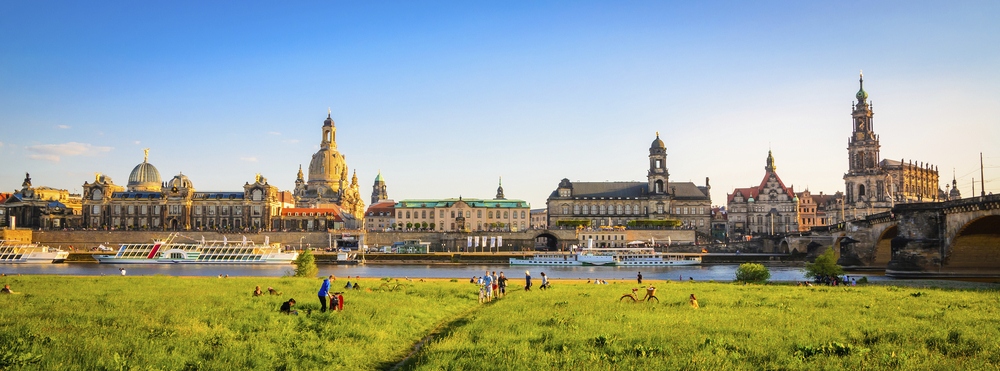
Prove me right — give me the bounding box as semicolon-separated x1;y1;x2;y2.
564;182;647;198
728;170;795;203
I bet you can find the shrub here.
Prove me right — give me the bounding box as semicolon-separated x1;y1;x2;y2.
626;219;681;228
556;220;591;228
805;247;845;278
735;263;771;283
292;248;319;277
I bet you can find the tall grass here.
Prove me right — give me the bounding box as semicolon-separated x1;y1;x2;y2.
401;281;1000;370
0;276;478;370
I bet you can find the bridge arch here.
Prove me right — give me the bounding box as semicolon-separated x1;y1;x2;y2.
532;232;561;251
871;225;897;267
946;215;1000;273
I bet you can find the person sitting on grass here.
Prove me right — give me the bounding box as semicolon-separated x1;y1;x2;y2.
253;285;263;297
1;285;17;294
353;282;361;290
268;287;282;295
279;298;298;315
689;294;699;309
345;281;352;289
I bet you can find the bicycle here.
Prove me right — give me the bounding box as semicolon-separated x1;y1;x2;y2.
619;287;658;303
379;283;406;292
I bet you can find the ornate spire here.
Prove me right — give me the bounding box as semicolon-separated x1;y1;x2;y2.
143;148;150;162
856;71;868;102
495;176;506;200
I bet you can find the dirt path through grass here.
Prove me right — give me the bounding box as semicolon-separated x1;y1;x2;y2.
387;301;489;371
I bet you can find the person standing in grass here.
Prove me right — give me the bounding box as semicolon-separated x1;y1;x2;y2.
524;271;532;291
482;271;493;302
689;294;699;309
318;276;331;312
637;272;642;284
491;271;499;297
498;272;508;297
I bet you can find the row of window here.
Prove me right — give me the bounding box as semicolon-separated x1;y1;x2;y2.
94;205;264;216
398;209;527;220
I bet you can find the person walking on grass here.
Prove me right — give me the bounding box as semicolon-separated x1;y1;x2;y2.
482;271;493;302
318;276;331;312
637;272;642;284
540;272;550;290
498;272;508;297
491;271;499;297
525;271;532;291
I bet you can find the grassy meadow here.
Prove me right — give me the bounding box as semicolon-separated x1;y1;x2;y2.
0;275;478;370
1;276;998;370
400;280;1000;370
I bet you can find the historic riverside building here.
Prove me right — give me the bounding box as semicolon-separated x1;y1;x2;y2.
727;151;799;236
843;73;940;218
394;180;531;232
546;133;712;234
371;171;389;205
292;112;365;223
795;189;844;231
2;173;81;229
81;151;285;231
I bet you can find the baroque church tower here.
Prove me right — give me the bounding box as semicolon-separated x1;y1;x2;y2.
647;132;669;195
371;171;388;205
844;72;888;208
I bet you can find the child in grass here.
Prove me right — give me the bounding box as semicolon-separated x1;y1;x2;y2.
1;285;17;294
279;299;298;315
689;294;699;309
253;286;263;297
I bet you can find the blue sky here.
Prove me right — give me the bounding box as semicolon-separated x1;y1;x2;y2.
2;1;998;208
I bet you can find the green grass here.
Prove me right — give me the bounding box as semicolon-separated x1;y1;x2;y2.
2;277;999;370
0;276;478;370
401;281;1000;370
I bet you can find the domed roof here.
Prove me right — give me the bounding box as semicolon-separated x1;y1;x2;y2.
374;170;384;183
651;132;665;149
128;150;162;191
168;173;193;189
323;112;333;127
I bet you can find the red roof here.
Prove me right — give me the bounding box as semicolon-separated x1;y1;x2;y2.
365;201;396;215
0;193;11;203
727;171;795;203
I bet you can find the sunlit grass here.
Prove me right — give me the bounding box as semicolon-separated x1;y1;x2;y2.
0;276;478;370
401;280;1000;370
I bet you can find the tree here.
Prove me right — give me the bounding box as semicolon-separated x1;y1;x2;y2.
421;222;428;229
805;247;845;278
735;263;771;283
556;220;591;228
406;222;413;230
429;223;435;230
292;248;318;278
391;223;397;229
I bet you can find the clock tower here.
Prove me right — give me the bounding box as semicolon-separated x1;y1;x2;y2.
844;72;884;206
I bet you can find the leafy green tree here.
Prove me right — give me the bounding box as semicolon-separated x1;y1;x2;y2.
735;263;771;283
429;223;435;230
391;223;396;229
293;248;318;278
805;247;845;278
422;222;428;229
406;223;413;230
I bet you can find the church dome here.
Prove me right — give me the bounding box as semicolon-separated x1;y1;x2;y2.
167;174;193;189
651;132;665;149
856;73;868;101
309;148;346;183
323;113;333;127
128;152;162;192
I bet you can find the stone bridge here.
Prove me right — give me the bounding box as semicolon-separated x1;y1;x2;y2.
783;195;1000;278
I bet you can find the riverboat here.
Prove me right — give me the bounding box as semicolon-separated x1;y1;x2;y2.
0;240;69;263
95;234;297;264
510;247;702;266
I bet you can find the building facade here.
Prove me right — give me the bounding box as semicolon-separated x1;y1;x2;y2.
2;173;81;229
81;152;284;231
727;151;799;236
545;134;712;234
529;208;547;229
795;190;844;231
843;73;940;218
365;201;396;231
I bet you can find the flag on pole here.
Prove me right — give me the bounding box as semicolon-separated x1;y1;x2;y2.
475;236;480;247
490;237;496;248
467;236;472;248
497;236;503;249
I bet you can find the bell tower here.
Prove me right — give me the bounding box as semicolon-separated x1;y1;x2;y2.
321;110;336;150
844;71;883;205
647;132;669;195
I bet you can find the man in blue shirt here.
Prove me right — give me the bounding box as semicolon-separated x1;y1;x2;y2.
317;276;331;312
482;271;493;302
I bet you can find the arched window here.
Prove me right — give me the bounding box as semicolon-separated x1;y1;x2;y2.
624;204;631;214
859;184;866;197
573;205;579;214
600;205;606;214
504;211;508;218
562;206;569;214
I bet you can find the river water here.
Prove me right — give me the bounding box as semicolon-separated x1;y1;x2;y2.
0;263;889;282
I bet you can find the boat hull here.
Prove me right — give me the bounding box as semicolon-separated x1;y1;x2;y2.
94;256;294;264
509;258;583;266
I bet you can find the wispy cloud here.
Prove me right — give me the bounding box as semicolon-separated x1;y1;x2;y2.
269;132;281;135
29;154;61;162
57;125;71;129
282;139;300;144
27;142;114;162
133;141;141;144
240;157;258;162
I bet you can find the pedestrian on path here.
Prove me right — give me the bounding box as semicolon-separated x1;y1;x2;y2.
525;271;532;291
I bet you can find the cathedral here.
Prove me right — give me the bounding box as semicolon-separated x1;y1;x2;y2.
293;112;366;222
843;73;940;218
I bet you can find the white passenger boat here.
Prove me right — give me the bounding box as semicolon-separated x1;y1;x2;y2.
0;240;69;263
95;234;297;264
510;247;702;267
